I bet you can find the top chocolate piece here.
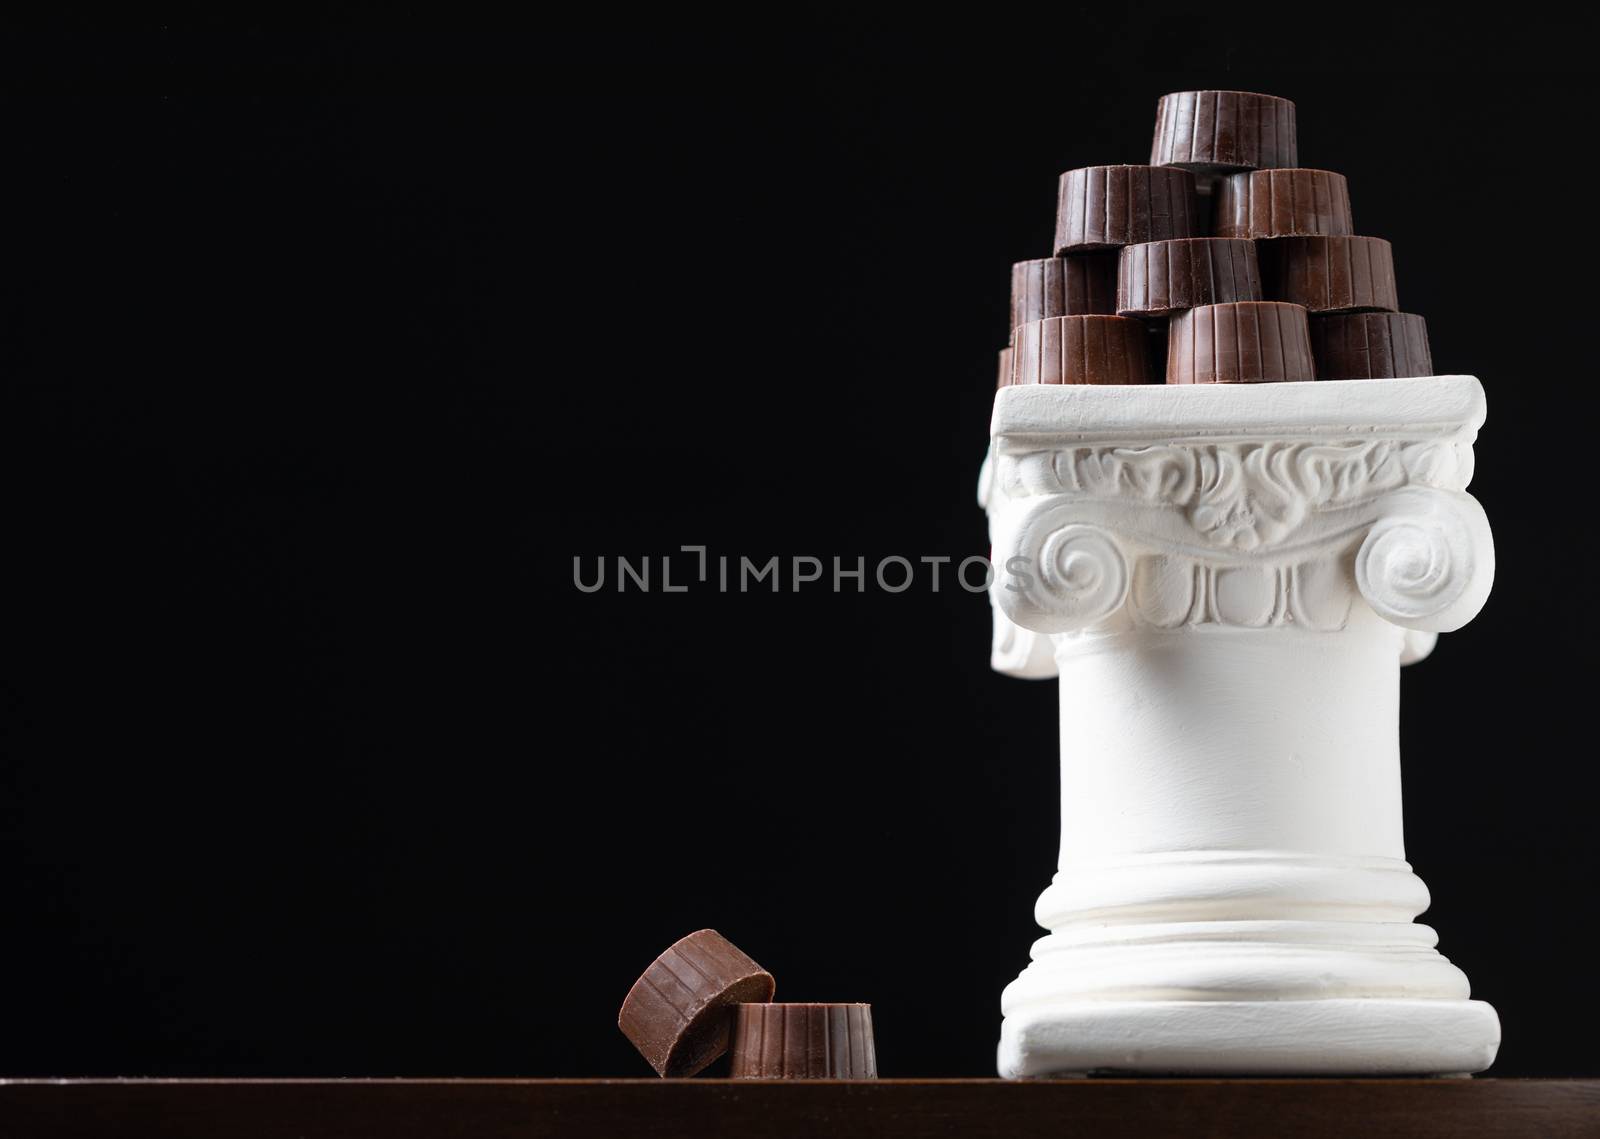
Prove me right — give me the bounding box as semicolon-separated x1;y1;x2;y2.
1054;166;1199;254
1151;91;1297;173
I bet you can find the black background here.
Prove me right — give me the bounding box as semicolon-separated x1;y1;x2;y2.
4;17;1596;1078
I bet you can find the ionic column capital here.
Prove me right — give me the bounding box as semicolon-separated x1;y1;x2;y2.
982;376;1493;649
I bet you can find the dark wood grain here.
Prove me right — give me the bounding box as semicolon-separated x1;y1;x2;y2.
0;1079;1596;1138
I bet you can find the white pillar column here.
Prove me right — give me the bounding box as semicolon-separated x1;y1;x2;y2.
983;376;1499;1077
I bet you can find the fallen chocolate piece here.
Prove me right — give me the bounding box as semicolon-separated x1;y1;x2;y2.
618;929;776;1077
1309;312;1433;379
1214;169;1354;239
1267;236;1398;313
996;346;1013;389
728;1003;878;1079
1011;254;1117;338
1054;166;1198;254
1167;301;1315;384
1150;91;1297;173
1118;238;1261;317
1013;315;1153;386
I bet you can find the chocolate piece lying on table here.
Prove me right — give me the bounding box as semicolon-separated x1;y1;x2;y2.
1309;312;1433;379
1013;315;1154;386
1118;237;1261;317
729;1003;878;1079
1214;169;1353;239
1267;235;1398;313
1054;165;1199;254
1010;254;1117;337
1150;90;1298;173
618;929;776;1077
1167;301;1315;384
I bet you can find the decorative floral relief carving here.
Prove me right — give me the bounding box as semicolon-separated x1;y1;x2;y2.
1004;439;1469;551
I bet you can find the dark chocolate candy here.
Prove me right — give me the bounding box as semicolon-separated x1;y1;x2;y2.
1010;254;1117;339
996;346;1013;389
1167;301;1315;384
1118;238;1261;317
1214;169;1353;240
1309;312;1433;379
1150;91;1297;173
618;929;776;1077
728;1003;878;1079
1267;236;1397;313
1013;315;1154;386
1054;166;1199;254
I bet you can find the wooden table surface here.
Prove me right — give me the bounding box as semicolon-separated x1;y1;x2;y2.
0;1078;1596;1138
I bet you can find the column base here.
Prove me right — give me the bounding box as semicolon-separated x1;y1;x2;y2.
997;999;1500;1078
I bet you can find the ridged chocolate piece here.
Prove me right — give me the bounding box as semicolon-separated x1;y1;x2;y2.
1054;166;1199;254
1268;236;1398;313
1013;316;1153;386
1118;238;1261;317
1214;169;1354;239
1309;312;1433;380
728;1004;877;1079
618;929;776;1077
1010;254;1117;339
996;346;1013;389
1151;91;1297;173
1167;301;1315;384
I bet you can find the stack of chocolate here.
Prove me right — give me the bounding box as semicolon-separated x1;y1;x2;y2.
618;929;878;1079
999;91;1433;388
